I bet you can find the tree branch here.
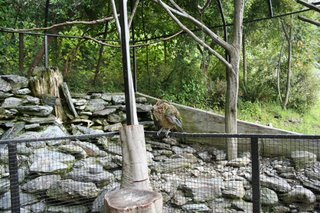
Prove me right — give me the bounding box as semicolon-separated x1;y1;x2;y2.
161;0;232;52
0;16;114;33
155;0;232;69
298;15;320;26
110;0;121;35
128;0;140;28
198;0;212;12
83;30;183;48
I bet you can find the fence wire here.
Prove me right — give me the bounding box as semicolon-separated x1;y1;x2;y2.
0;132;319;213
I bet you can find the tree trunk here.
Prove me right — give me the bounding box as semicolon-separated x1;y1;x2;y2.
225;0;244;160
283;36;292;110
104;125;162;213
93;22;109;84
29;67;67;121
63;40;84;78
225;55;239;160
19;33;24;75
28;29;58;78
280;18;293;110
242;33;248;95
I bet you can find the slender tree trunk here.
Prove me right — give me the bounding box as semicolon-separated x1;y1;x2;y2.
277;44;284;104
283;36;292;109
93;22;109;84
225;0;244;160
226;51;240;160
19;33;24;75
242;33;247;94
63;40;84;78
280;18;293;110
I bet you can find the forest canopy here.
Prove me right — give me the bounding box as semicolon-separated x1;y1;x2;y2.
0;0;319;114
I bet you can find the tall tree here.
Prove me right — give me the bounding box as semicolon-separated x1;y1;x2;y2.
280;17;294;110
154;0;244;159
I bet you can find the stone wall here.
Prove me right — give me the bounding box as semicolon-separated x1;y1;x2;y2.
0;75;320;212
138;93;320;159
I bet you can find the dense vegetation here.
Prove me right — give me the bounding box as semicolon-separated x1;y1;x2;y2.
0;0;319;133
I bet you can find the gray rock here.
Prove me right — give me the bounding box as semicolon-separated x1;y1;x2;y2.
0;190;37;210
112;95;125;104
172;145;196;155
182;203;211;212
14;88;31;95
105;123;123;132
198;151;212;162
1;97;23;108
97;156;121;170
136;97;147;103
73;98;87;106
101;93;112;102
24;123;41;130
40;125;69;145
152;156;197;173
47;205;89;213
1;75;29;90
29;160;70;174
180;178;223;202
260;174;292;193
29;148;75;173
172;190;188;206
284;186;316;204
85;99;107;112
93;108;116;116
261;187;279;205
24;95;40;105
211;149;226;161
22;202;46;213
222;181;245;199
72;141;106;157
90;93;102;99
0;77;12;92
21;175;61;193
21;115;56;124
66;166;114;187
227;156;250;167
58;144;87;159
136;103;152;112
291;151;317;169
0;91;13;99
16;105;53;117
17;143;33;155
231;200;253;212
0;178;10;194
46;179;100;201
107;113;122;123
272;206;291;213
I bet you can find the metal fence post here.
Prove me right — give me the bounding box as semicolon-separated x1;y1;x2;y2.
8;142;20;213
251;137;261;213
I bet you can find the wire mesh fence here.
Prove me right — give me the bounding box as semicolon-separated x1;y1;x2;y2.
1;132;319;213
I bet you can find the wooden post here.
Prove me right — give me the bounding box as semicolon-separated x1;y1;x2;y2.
105;125;163;212
105;1;162;212
120;125;151;190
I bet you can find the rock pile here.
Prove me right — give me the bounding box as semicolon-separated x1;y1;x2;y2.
0;74;319;213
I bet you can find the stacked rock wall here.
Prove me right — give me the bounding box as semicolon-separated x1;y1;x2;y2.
0;75;319;213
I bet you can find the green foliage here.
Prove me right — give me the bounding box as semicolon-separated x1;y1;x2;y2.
0;0;319;134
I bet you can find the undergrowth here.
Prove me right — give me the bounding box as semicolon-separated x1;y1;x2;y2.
237;99;320;134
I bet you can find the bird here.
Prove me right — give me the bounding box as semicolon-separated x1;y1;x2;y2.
151;100;183;137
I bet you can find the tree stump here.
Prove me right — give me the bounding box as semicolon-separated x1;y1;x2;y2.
104;125;163;213
105;188;163;213
29;67;66;121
